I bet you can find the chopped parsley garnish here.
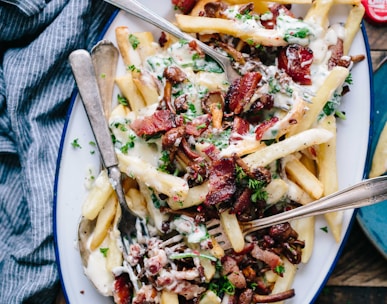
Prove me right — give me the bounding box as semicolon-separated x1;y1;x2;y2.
100;247;109;257
127;64;141;73
345;73;353;85
320;226;329;233
268;77;280;94
120;135;136;153
284;28;310;42
117;94;129;106
71;138;81;149
158;150;172;173
129;34;140;50
209;276;236;296
275;264;285;275
235;165;268;202
100;73;106;79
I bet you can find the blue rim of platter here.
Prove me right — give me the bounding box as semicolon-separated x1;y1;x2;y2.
357;53;387;260
52;10;375;304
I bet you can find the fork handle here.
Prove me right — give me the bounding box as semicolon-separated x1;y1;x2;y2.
242;175;387;234
69;49;118;169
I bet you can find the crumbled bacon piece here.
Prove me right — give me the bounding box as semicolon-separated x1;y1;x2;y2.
251;243;283;271
172;0;197;14
226;72;262;114
185;114;211;137
278;44;313;85
205;158;236;205
328;38;351;70
113;273;132;304
231;116;250;141
261;4;295;29
130;110;176;137
254;116;279;140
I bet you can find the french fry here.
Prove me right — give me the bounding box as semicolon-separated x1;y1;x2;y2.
82;170;114;220
126;187;148;218
198;290;221;304
90;194;118;251
106;205;123;272
285;155;324;200
161;290;179;304
304;0;333;29
132;73;160;105
270;257;297;304
175;14;287;47
131;32;158;61
115;26;142;67
291;217;315;263
287;67;349;136
286;179;313;206
117;153;189;204
369;122;387;178
243;128;333;170
286;180;314;262
115;73;146;112
344;4;365;55
317;115;343;242
265;178;289;205
220;210;245;253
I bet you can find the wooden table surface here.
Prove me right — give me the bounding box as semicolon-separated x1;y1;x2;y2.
315;20;387;304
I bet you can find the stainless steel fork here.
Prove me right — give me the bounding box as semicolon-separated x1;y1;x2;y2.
104;0;240;82
162;175;387;251
69;48;145;291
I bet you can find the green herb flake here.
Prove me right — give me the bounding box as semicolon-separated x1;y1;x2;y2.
129;34;140;50
320;226;329;233
71;138;81;149
117;94;129;106
100;247;109;257
275;264;285;275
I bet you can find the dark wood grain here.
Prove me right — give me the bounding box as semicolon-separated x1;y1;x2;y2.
315;20;387;304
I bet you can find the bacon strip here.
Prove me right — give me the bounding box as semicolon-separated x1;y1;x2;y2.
278;44;313;85
226;72;262;114
251;243;283;271
205;157;236;205
130;109;176;137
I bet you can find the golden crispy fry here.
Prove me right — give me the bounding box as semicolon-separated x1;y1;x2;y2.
220;210;245;253
369;122;387;178
161;290;179;304
117;153;189;204
243;128;333;170
344;3;365;55
270;257;297;304
115;74;146;112
265;178;289;205
175;14;287;47
285;155;324;200
115;26;142;67
304;0;333;29
291;217;315;263
132;73;160;106
90;194;118;251
317;115;343;242
106;205;123;272
288;67;349;136
198;290;221;304
126;187;148;218
82;170;114;220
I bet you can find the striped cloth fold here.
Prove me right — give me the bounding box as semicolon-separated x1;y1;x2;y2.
0;1;115;303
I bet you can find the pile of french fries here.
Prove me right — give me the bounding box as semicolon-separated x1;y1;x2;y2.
79;0;366;302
